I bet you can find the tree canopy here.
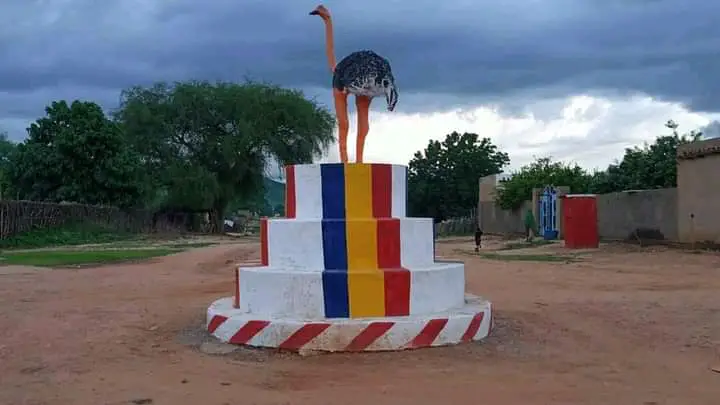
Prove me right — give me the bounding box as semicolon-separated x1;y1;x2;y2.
588;120;701;194
495;157;591;210
407;131;509;221
0;130;17;198
495;121;702;209
115;80;335;230
9;100;145;207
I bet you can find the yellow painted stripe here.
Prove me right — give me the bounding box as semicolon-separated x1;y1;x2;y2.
344;164;384;317
346;218;378;271
346;219;384;317
344;164;376;270
348;269;385;317
344;164;373;219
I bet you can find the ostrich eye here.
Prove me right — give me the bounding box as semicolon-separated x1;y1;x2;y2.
382;79;389;87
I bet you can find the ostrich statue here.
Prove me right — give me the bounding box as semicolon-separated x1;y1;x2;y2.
309;4;398;163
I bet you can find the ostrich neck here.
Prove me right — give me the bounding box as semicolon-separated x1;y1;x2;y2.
322;17;337;73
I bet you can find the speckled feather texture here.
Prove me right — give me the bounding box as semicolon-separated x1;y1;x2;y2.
333;50;398;109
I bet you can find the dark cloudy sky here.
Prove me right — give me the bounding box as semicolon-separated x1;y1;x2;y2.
2;0;719;169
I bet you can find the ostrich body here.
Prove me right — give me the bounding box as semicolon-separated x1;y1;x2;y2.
334;50;396;100
310;5;398;163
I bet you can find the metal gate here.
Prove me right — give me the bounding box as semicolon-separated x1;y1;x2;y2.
538;186;558;240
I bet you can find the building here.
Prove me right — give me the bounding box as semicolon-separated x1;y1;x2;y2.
676;137;720;243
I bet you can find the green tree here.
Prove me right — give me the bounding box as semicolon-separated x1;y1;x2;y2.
496;120;703;208
226;190;272;217
0;130;15;161
588;120;701;193
115;80;334;231
408;131;509;221
495;157;591;210
0;130;17;198
9;100;145;207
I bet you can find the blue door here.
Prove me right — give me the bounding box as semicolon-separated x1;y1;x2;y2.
538;186;558;240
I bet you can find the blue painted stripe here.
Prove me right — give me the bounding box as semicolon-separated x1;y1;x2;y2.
322;219;349;317
321;219;348;270
322;271;349;318
320;164;349;318
321;163;346;219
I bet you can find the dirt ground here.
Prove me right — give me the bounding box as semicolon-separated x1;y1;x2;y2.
1;238;719;405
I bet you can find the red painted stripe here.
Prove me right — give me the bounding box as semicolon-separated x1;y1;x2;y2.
408;318;448;348
371;164;392;218
207;315;228;333
384;269;410;316
278;323;331;350
285;165;296;218
461;312;485;342
260;217;269;266
228;320;271;344
344;322;395;351
233;270;240;308
377;218;401;268
377;218;410;316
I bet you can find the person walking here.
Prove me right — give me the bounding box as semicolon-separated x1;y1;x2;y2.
524;209;537;242
474;226;483;252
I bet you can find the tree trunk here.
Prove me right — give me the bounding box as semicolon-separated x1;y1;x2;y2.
209;200;227;234
209;208;223;234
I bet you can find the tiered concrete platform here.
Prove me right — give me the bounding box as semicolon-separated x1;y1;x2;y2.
206;163;492;352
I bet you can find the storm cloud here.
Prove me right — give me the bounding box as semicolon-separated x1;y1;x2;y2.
1;0;719;140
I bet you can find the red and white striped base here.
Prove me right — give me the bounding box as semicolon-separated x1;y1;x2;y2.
207;295;492;352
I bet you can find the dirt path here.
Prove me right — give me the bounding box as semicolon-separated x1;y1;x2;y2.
1;241;719;405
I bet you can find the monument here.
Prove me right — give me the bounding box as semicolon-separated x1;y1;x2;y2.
205;5;492;352
308;4;398;163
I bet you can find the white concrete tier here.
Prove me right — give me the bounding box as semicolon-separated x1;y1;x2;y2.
265;217;435;271
207;294;492;352
237;261;465;318
288;163;407;219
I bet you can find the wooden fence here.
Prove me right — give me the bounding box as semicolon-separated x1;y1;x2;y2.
434;216;477;237
0;200;190;239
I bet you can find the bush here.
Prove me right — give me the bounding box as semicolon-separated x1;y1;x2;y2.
0;222;137;249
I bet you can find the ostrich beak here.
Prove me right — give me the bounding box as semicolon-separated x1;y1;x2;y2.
309;10;319;15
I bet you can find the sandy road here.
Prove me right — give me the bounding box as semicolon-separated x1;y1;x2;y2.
0;241;718;405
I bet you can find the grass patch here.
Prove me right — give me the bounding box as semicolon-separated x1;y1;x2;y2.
479;252;579;263
0;223;140;250
0;248;181;267
497;239;555;251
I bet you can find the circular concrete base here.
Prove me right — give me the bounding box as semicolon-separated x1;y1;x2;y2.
207;295;492;352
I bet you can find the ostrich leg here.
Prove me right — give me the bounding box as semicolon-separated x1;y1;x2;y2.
333;88;350;163
355;95;371;163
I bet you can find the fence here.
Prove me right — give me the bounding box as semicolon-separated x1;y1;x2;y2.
596;188;677;241
434;217;476;237
0;200;191;239
477;200;533;236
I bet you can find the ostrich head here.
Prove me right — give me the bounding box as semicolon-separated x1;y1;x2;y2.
309;5;331;19
384;79;398;112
